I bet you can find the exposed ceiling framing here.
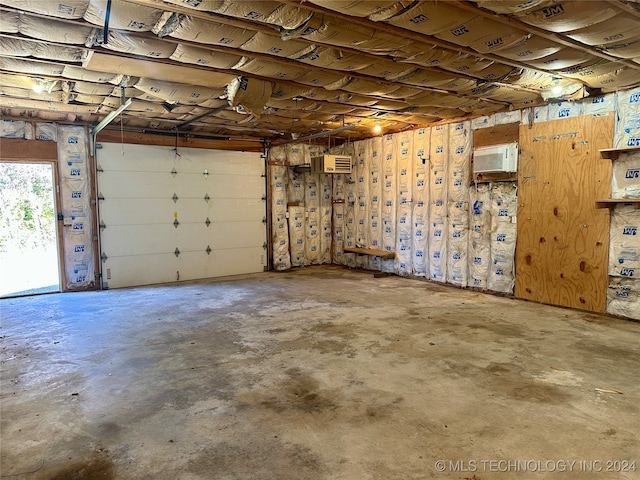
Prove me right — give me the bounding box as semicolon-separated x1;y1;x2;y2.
1;0;639;145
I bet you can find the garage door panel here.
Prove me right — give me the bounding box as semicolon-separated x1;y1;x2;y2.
172;199;214;223
99;171;175;198
175;223;214;251
101;224;178;256
210;199;265;222
211;222;266;249
209;247;264;277
103;254;178;289
180;152;264;176
98;143;265;288
178;247;264;280
100;198;176;225
98;144;175;171
209;176;265;198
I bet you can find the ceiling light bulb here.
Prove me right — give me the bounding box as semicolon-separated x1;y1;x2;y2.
32;81;44;94
373;124;382;134
551;85;563;95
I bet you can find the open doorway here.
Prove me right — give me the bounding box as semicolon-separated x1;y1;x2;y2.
0;162;61;297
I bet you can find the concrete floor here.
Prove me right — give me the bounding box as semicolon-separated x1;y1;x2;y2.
1;266;639;480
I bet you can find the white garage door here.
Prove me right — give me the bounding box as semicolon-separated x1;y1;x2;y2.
97;143;266;288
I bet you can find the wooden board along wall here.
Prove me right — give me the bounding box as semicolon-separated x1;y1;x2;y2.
515;115;613;312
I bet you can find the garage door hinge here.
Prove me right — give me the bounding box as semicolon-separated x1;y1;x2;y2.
204;193;210;202
261;195;266;201
99;220;107;230
101;252;108;263
205;217;211;227
263;242;267;249
206;245;212;255
172;193;179;203
173;218;180;228
98;192;105;201
174;248;180;257
262;216;267;224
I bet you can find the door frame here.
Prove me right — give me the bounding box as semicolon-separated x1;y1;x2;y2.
0;158;65;293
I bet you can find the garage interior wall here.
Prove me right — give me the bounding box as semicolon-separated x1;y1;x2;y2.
97;143;266;288
268;87;640;321
0;121;267;289
0;121;95;291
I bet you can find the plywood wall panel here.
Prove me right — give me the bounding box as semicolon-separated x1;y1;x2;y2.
515;115;614;312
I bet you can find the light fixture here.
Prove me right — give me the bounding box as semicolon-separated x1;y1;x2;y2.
373;124;382;134
32;78;44;93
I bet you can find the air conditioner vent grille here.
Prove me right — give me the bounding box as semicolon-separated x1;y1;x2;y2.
311;155;352;174
473;142;518;173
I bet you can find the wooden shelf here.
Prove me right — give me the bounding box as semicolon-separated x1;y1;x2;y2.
596;199;640;210
344;247;395;260
599;146;640;160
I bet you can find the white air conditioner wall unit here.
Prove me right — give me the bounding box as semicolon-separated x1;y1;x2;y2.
473;142;518;173
310;154;352;174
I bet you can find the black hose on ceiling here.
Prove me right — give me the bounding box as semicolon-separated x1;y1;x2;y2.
103;0;112;45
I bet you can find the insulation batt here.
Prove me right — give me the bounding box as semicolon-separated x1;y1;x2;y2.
581;93;616;117
615;87;640;148
367;138;383;268
287;171;305;204
304;173;321;265
487;183;518;293
286;144;307;166
170;44;243;70
332;170;346;266
84;0;163;31
349;140;368;270
20;14;94;44
607;277;640;320
395;131;413;276
412;127;430;277
547;101;582;121
611;151;640;199
387;2;476;36
320;174;333;265
94;30;177;58
0;119;30;139
288;206;306;267
468;184;491;289
35;123;57;141
57;125;94;289
608;206;640;279
519;1;618;33
270;165;291;271
158;15;256;48
381;134;396;273
160;0;225;11
447;217;469;287
0;10;19;32
428;125;449;282
332;202;346;266
62;66;123;84
0;0;90;19
226;76;272;117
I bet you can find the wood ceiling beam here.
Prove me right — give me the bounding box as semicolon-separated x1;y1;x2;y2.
607;0;640;20
276;0;587;80
0;26;494;125
0;8;512;107
451;0;640;71
119;1;516;102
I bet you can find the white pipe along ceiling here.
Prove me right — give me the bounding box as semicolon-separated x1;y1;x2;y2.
1;0;640;143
